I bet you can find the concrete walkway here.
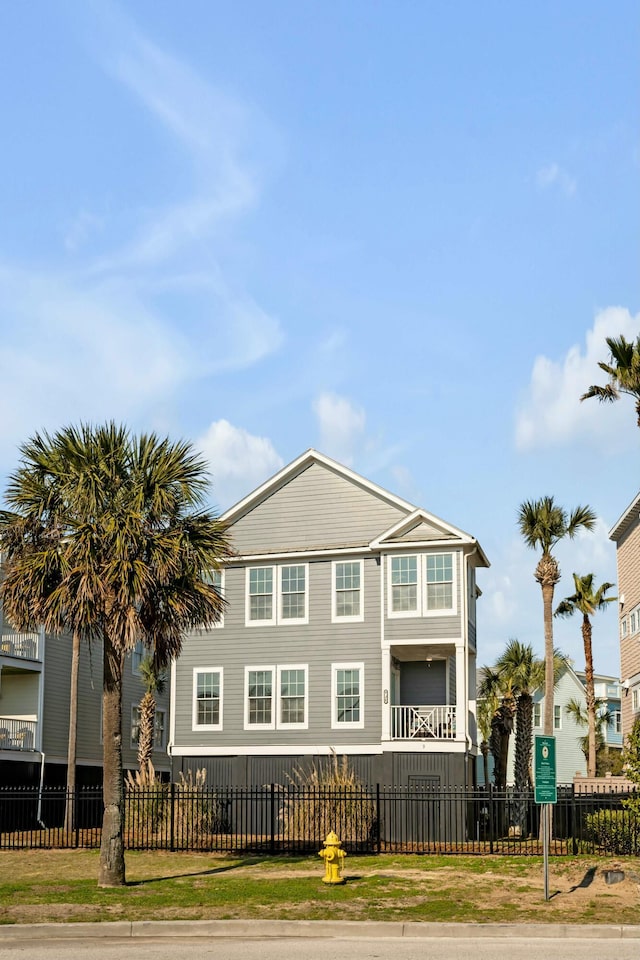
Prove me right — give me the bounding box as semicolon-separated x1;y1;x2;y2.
1;920;640;940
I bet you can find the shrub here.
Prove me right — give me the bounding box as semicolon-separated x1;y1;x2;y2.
583;807;640;854
124;762;167;841
171;768;227;847
279;751;377;845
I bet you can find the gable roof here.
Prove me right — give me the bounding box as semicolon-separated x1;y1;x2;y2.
370;508;490;566
609;490;640;543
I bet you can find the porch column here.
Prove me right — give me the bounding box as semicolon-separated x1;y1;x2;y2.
381;647;392;740
455;642;466;741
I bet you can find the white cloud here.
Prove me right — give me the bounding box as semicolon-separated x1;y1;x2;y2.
515;306;640;452
536;162;577;197
313;393;366;466
196;420;283;510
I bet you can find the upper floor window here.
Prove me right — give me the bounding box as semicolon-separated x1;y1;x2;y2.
244;664;308;729
332;560;364;622
204;569;225;627
621;618;628;638
554;704;562;730
632;687;640;713
246;565;308;625
388;553;456;617
533;703;541;727
613;711;622;735
193;668;223;730
331;662;364;729
130;705;166;751
631;611;637;635
131;640;145;677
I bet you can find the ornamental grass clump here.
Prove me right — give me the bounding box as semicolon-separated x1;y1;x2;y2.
279;752;376;845
124;762;167;844
172;769;227;848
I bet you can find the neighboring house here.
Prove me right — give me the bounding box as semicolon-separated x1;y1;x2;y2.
477;665;622;786
170;449;489;789
609;491;640;742
0;608;171;787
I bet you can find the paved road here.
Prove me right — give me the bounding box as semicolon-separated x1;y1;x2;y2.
1;939;640;960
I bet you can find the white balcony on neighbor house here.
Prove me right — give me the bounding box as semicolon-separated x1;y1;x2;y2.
0;717;37;751
391;704;456;740
0;632;40;662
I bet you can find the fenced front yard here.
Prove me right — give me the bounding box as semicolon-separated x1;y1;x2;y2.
1;784;638;856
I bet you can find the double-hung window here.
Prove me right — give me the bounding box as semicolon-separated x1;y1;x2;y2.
554;705;562;730
244;665;308;730
192;668;223;730
246;564;308;625
633;687;640;713
130;705;166;750
388;553;456;617
332;560;364;622
532;702;541;727
331;662;364;729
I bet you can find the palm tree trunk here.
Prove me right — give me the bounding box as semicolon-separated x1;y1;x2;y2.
64;631;80;833
137;690;156;780
99;633;126;887
541;579;556;736
582;613;597;778
481;742;490;789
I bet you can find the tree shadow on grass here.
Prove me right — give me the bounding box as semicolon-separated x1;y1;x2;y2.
127;855;309;886
568;866;596;892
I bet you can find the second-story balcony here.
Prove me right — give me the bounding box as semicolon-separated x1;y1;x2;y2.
0;718;37;751
391;704;456;740
0;632;40;661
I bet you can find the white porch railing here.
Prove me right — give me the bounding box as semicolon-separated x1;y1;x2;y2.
0;632;40;661
0;718;37;751
391;704;456;740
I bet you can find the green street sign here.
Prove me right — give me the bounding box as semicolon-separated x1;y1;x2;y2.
534;734;557;804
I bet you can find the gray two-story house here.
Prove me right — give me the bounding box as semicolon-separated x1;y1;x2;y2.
170;450;489;789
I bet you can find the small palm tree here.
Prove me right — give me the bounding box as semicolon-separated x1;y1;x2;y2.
517;497;596;735
136;655;167;780
581;333;640;428
0;423;231;887
495;640;545;795
555;574;616;777
478;667;516;791
477;690;498;789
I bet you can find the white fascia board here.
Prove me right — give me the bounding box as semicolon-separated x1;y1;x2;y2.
380;740;468;754
370;511;490;567
227;545;375;564
221;448;416;525
170;743;384;757
609;490;640;542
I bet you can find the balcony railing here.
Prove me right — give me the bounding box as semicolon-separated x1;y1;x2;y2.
0;718;37;751
391;704;456;740
0;632;39;661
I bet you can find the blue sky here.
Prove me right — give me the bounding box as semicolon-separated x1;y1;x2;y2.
1;1;638;676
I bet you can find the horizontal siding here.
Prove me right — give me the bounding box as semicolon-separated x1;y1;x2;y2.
174;556;382;749
230;462;408;555
617;520;640;739
384;549;464;642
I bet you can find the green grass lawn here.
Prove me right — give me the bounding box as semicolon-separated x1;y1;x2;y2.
0;850;638;926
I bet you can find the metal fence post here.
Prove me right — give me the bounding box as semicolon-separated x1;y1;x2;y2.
169;781;175;852
376;784;381;854
270;783;276;854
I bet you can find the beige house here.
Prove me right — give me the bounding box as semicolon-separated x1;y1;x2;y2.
609;491;640;742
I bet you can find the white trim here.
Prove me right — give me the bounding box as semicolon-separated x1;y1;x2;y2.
171;743;385;757
331;662;365;730
387;552;458;619
379;739;469;754
331;559;364;623
244;665;275;730
276;664;309;729
278;563;309;625
36;627;45;752
192;667;224;732
245;566;276;626
169;657;177;751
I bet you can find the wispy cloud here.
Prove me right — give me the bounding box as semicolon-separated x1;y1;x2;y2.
536;162;577;197
196;419;284;510
515;306;640;452
313;392;366;466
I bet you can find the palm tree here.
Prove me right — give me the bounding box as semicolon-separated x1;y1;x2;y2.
478;667;516;791
495;640;545;797
581;333;640;428
0;423;231;887
477;688;498;789
136;655;167;780
565;696;612;771
555;574;616;777
517;497;596;736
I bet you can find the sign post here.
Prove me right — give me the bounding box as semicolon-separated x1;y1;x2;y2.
534;735;557;901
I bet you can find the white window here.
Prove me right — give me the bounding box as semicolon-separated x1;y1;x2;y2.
621;618;628;638
632;687;640;713
277;665;308;728
246;564;309;626
533;703;541;728
130;706;166;751
132;640;145;677
332;662;364;729
614;711;622;735
244;665;308;730
247;567;275;624
554;705;562;730
332;560;364;622
631;611;637;635
279;565;308;623
192;668;223;730
388;553;457;617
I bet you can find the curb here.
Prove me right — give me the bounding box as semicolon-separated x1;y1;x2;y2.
1;920;640;940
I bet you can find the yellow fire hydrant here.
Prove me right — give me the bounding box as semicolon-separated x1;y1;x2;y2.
318;830;346;884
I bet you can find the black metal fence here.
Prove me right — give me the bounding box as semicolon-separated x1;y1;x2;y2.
1;783;638;855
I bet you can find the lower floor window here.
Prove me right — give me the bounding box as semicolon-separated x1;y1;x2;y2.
131;707;166;750
332;662;364;729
